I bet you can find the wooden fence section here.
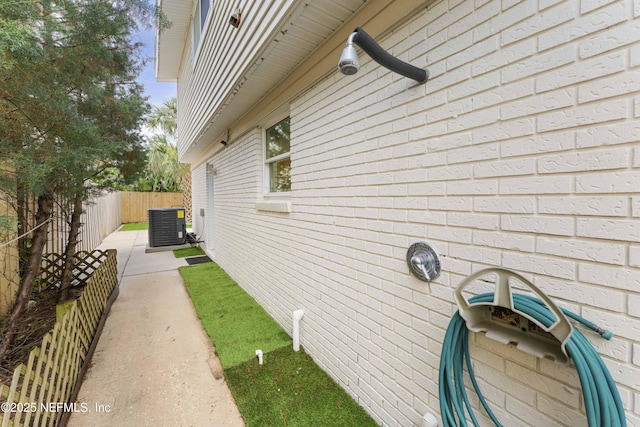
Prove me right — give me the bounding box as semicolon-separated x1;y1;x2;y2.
120;191;183;224
0;192;121;315
75;192;121;253
0;249;117;427
47;191;121;255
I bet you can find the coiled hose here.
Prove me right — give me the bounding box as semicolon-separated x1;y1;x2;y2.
439;292;626;427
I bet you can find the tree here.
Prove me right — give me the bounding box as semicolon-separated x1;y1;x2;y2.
0;1;37;71
57;83;150;303
147;97;177;137
144;135;185;192
139;97;189;192
0;0;158;357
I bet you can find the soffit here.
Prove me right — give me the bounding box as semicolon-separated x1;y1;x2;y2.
155;0;192;82
157;0;369;162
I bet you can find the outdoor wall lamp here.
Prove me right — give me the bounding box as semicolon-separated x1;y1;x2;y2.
338;27;428;83
229;9;241;28
220;140;227;146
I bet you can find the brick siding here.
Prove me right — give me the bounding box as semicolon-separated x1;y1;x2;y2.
192;0;640;425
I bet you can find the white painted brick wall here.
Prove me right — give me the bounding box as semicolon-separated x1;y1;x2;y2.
198;0;640;425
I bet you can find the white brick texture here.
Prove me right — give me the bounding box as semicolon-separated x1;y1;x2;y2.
189;0;640;425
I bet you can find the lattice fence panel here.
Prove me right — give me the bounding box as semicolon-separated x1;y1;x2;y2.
182;172;192;224
36;250;110;294
0;249;117;427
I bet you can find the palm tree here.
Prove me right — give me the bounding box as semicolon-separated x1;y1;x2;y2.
147;98;177;139
144;97;188;192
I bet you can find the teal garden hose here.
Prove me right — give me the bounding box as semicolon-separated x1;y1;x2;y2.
439;292;625;427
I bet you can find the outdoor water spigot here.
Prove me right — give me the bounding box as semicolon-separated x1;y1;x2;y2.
411;252;433;281
407;242;441;282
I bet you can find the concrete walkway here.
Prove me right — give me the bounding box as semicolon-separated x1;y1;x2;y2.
68;230;244;427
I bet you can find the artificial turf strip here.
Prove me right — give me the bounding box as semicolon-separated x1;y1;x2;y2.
173;246;205;258
225;346;378;427
179;262;291;368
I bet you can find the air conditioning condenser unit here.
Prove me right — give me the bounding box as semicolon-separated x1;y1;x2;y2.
148;208;187;247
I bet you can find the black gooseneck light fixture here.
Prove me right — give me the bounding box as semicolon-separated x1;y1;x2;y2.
338;27;428;84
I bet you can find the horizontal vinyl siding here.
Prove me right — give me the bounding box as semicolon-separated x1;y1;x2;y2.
206;0;640;426
177;0;295;159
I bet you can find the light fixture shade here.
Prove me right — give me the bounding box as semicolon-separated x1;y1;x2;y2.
338;45;360;75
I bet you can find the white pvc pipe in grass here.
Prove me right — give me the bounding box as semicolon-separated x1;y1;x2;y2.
292;310;304;352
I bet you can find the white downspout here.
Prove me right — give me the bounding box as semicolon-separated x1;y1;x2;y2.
255;349;263;365
292;309;304;352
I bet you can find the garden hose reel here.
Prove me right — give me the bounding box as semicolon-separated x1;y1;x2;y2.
454;268;574;363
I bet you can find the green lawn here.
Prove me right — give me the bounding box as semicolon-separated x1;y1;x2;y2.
173;246;205;258
179;263;377;427
119;222;148;231
180;263;290;368
225;347;377;427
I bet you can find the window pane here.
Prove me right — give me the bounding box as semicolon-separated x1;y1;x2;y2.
269;157;291;192
200;0;210;29
266;117;290;160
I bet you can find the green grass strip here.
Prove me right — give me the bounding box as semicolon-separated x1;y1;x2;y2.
179;263;290;368
119;222;148;231
173;246;205;258
226;346;377;427
180;263;377;427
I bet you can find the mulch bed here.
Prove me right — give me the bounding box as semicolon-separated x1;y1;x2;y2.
0;286;83;384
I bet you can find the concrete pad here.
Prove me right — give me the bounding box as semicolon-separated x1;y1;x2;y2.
96;230;138;280
68;230;244;427
133;230;149;248
123;245;189;277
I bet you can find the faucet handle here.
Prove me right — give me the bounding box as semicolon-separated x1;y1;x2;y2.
407;242;441;282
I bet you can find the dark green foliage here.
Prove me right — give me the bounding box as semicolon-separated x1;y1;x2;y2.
0;1;38;71
0;0;161;356
0;0;154;200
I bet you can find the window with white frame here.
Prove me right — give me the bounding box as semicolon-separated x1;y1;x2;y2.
265;117;291;193
192;0;211;59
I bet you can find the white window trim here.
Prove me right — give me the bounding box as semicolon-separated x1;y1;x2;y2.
256;200;291;213
191;0;213;66
265;151;290;165
262;115;291;197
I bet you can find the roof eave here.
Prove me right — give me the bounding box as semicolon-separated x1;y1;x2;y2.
155;0;191;81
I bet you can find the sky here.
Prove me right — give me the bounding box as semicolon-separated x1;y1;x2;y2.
135;25;177;109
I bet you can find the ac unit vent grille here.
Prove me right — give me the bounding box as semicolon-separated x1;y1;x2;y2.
148;208;186;247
